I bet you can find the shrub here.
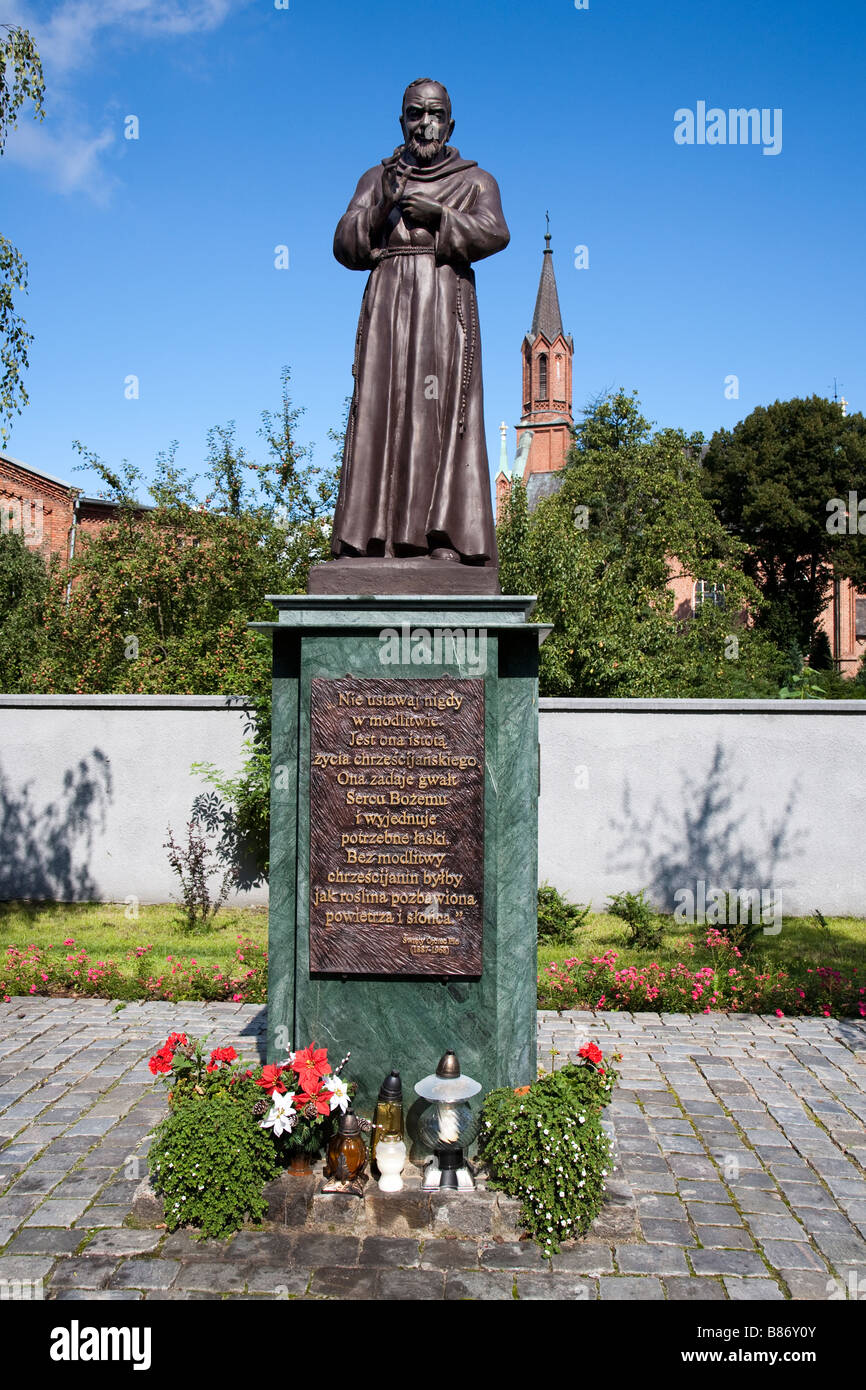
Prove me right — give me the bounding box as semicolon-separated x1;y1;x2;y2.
478;1047;619;1254
149;1090;277;1238
537;884;591;947
164;819;234;932
607;889;663;950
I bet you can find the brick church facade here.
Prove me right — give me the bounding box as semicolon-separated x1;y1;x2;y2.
495;234;866;676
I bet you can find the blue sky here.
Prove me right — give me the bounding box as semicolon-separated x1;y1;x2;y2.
4;0;865;500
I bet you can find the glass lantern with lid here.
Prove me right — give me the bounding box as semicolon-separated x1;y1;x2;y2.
414;1050;482;1191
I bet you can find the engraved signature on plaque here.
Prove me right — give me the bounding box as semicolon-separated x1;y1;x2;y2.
309;677;484;975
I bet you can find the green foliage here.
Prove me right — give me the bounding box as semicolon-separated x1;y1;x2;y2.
779;666;825;700
0;531;49;690
701;397;866;652
537;884;590;947
607;889;663;950
478;1057;618;1253
16;371;336;695
0;26;45;443
497;388;784;698
149;1091;277;1238
164;821;234;932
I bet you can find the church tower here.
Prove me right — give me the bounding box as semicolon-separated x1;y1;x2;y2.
516;227;574;480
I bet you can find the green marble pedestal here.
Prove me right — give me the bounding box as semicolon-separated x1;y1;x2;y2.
251;594;550;1109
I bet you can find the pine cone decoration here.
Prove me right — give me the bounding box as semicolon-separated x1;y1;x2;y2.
303;1101;318;1120
252;1097;269;1118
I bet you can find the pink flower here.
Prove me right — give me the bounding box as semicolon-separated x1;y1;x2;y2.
775;1009;784;1017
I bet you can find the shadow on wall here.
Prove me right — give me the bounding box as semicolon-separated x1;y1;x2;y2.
0;750;113;901
189;790;266;893
606;743;804;912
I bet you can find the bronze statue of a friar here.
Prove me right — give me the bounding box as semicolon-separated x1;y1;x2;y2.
324;78;509;580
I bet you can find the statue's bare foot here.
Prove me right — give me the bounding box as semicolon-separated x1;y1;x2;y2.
430;547;460;562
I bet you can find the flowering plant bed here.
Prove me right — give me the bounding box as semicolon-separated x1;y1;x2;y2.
538;933;865;1018
0;934;266;1004
477;1043;619;1255
147;1032;356;1237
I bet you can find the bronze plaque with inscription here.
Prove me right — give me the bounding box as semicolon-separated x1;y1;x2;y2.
309;677;485;975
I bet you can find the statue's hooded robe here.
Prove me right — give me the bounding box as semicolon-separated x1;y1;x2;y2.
332;146;509;564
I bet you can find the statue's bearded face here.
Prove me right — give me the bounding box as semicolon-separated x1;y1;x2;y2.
401;83;454;164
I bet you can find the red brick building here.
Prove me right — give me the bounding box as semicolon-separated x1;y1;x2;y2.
0;450;125;566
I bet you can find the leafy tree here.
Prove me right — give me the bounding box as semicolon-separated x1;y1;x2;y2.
498;389;784;697
0;26;45;443
701;397;866;654
25;371;337;695
0;529;49;690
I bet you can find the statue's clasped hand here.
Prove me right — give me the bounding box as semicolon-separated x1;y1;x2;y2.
400;192;443;229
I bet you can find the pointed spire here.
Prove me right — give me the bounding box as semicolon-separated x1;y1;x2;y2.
530;220;564;343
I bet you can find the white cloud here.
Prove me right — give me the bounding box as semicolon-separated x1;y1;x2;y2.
21;0;240;74
5;120;117;202
4;0;245;198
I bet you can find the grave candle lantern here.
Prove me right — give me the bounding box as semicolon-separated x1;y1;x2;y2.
414;1050;482;1191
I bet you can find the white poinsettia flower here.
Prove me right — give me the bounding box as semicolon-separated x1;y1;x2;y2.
261;1091;297;1137
324;1075;350;1113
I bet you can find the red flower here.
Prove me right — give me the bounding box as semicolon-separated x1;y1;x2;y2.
295;1088;333;1116
578;1042;604;1067
255;1064;288;1095
148;1047;173;1075
206;1045;237;1073
291;1043;331;1095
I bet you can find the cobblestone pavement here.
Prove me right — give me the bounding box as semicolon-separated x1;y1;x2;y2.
1;998;865;1301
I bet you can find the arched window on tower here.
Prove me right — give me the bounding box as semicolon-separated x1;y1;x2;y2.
524;350;532;406
538;353;548;400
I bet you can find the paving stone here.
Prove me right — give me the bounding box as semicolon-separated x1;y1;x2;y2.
6;1228;83;1256
550;1245;614;1275
174;1261;250;1292
686;1203;743;1226
761;1239;828;1271
615;1244;688;1275
107;1259;181;1290
479;1242;550;1271
445;1269;515;1300
75;1206;128;1228
690;1249;770;1276
375;1268;446;1300
598;1276;665;1300
359;1237;421;1268
723;1276;785;1300
693;1225;756;1250
418;1239;481;1270
639;1219;695;1246
784;1270;838;1299
744;1212;809;1241
515;1271;595;1300
80;1230;162;1256
664;1276;727;1300
48;1257;118;1290
810;1233;866;1265
290;1233;360;1267
24;1199;91;1226
635;1194;687;1220
244;1267;311;1296
735;1189;789;1215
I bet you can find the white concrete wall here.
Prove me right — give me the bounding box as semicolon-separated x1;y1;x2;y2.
538;698;866;918
2;696;865;914
0;696;266;906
